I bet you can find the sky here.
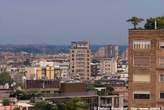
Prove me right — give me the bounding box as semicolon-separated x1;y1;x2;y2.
0;0;164;45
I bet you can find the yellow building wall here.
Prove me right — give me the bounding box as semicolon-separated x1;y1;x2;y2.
36;67;42;80
46;66;55;80
36;66;55;80
50;67;54;79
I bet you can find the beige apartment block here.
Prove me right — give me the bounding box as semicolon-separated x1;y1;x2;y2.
70;41;91;81
99;58;117;75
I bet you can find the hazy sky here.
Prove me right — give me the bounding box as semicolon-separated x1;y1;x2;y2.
0;0;164;45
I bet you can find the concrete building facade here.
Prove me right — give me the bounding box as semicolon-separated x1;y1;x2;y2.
70;41;91;81
93;58;117;75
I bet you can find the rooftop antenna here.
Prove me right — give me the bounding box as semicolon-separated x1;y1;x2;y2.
155;19;157;29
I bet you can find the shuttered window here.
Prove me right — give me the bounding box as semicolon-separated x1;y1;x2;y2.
133;74;150;82
133;40;151;49
159;41;164;48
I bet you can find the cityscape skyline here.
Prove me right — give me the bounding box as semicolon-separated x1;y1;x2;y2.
1;0;164;109
0;0;164;45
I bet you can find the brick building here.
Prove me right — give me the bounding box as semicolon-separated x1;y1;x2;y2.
128;29;164;108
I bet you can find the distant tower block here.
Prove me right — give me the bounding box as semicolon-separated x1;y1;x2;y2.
70;41;91;81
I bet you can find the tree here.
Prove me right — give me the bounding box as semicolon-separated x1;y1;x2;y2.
86;84;95;91
127;16;144;29
64;97;88;110
56;103;66;110
10;90;41;100
33;97;88;110
34;101;54;110
144;16;164;29
105;85;115;95
0;72;13;87
2;99;10;106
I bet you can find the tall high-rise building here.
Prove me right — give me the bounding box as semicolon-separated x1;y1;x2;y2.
95;45;118;60
122;48;128;61
70;41;91;81
95;47;106;58
129;29;164;108
105;45;119;59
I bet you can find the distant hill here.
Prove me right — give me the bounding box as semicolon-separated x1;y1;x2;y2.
0;44;127;55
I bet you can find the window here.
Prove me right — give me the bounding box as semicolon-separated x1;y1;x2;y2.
133;56;150;67
76;69;84;72
76;54;85;57
160;74;164;82
133;40;151;49
159;41;164;48
134;91;150;99
76;58;85;60
160;92;164;99
133;74;150;82
159;57;164;65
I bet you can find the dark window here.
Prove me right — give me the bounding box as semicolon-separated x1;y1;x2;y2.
160;74;164;81
160;92;164;99
134;94;150;99
159;42;164;49
159;57;164;65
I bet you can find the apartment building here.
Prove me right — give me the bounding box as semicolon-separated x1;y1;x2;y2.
128;29;164;108
36;65;55;80
99;58;117;75
93;58;117;75
95;45;119;60
70;41;91;81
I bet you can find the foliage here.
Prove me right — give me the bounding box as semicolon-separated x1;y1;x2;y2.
127;16;144;29
34;101;54;110
86;84;95;91
95;84;116;96
33;97;88;110
2;98;10;106
10;90;41;100
55;103;66;110
0;72;13;86
13;107;21;110
34;101;63;110
144;16;164;29
105;85;115;95
64;97;88;110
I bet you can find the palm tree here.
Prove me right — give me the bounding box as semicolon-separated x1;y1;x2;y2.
127;16;144;29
